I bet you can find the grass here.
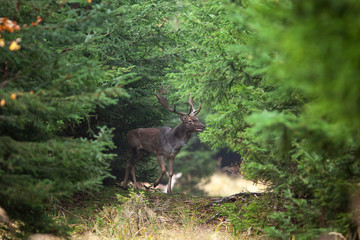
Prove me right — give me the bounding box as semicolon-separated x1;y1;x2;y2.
53;186;241;240
1;175;269;239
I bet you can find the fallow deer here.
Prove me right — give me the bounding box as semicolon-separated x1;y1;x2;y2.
123;85;205;194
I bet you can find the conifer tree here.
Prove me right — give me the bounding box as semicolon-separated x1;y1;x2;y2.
172;0;360;237
0;0;126;234
1;0;184;235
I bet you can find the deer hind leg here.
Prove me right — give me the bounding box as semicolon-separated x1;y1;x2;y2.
130;162;141;189
131;150;147;189
123;149;143;189
123;158;133;189
154;155;166;188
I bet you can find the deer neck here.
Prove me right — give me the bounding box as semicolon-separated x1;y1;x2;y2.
170;122;192;145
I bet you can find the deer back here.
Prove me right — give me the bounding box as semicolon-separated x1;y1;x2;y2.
127;127;176;156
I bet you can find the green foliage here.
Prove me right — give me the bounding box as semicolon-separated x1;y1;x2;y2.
0;0;192;235
171;0;360;238
0;127;115;233
2;0;358;238
60;0;186;181
241;1;360;237
0;0;130;235
215;194;283;236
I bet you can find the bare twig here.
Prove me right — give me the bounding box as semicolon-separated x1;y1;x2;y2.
205;212;220;224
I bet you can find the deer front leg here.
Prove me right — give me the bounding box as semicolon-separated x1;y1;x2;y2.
154;155;166;188
167;157;174;194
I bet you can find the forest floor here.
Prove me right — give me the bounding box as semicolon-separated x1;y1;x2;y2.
54;185;261;240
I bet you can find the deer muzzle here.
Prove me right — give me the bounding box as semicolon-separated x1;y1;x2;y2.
196;124;206;132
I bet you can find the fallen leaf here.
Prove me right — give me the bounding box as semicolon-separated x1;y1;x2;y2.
9;41;20;51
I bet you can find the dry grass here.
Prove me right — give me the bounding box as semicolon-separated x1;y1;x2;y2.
65;189;240;240
75;227;236;240
2;185;260;239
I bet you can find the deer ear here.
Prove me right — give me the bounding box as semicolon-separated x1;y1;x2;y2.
180;114;188;122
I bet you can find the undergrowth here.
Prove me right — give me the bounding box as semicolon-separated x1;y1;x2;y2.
90;190;162;238
55;187;239;240
214;194;279;238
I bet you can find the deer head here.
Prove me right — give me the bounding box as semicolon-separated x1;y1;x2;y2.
154;85;205;132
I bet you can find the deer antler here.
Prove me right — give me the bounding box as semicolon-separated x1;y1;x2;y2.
154;85;187;115
188;93;202;116
155;85;202;116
